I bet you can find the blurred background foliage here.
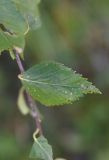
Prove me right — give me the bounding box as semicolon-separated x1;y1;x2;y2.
0;0;109;159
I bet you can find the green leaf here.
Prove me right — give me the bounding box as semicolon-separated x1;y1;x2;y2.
12;0;41;30
17;87;30;115
19;62;101;106
0;0;41;54
0;29;25;54
29;136;53;160
0;0;28;35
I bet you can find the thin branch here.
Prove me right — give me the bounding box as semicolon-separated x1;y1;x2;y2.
13;49;43;136
26;93;43;135
14;49;24;73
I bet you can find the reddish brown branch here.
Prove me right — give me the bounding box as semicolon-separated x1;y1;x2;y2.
14;49;43;136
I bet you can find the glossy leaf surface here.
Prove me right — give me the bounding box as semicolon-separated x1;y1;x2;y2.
19;62;101;106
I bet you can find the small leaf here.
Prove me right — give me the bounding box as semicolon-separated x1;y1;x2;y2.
29;136;53;160
19;62;101;106
17;87;30;115
0;29;25;53
0;0;28;35
0;0;41;54
12;0;41;30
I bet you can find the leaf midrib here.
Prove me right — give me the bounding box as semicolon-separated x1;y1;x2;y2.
19;75;80;88
35;138;52;160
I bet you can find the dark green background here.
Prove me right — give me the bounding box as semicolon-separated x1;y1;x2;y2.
0;0;109;159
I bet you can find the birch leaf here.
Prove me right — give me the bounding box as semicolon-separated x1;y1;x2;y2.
29;136;53;160
19;62;101;106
